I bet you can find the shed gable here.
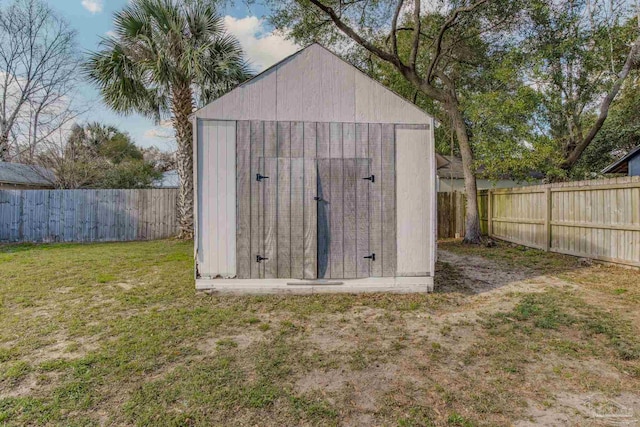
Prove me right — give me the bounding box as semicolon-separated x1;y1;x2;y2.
195;44;430;124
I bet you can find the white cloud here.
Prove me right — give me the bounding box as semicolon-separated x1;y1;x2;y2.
223;16;299;72
81;0;103;14
144;120;174;140
105;30;116;38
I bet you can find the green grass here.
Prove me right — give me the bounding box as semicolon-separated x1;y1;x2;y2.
0;239;638;426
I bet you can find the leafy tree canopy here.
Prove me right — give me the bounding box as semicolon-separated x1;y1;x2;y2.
268;0;639;181
39;122;163;189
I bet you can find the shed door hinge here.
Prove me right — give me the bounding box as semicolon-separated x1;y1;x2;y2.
256;255;268;263
256;174;269;182
363;253;376;261
362;175;375;183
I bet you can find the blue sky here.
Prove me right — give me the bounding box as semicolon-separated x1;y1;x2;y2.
45;0;298;151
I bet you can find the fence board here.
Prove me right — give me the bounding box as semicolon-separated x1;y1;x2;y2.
0;189;178;243
477;176;640;267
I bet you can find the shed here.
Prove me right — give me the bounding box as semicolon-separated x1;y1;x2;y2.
603;146;640;176
193;44;437;293
0;162;55;189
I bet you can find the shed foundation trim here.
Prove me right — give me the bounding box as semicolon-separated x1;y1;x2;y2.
196;276;433;294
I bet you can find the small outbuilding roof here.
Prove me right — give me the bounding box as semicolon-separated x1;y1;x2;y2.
0;162;54;187
436;155;466;179
195;43;432;125
602;146;640;174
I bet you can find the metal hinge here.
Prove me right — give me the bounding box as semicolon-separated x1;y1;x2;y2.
256;174;269;182
363;253;376;261
256;255;268;263
362;175;375;183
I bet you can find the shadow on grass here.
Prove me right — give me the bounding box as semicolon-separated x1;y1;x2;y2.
435;239;589;295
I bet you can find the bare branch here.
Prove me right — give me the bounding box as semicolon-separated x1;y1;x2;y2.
562;37;640;169
409;0;421;70
390;0;405;56
0;0;80;161
426;0;489;83
306;0;446;102
307;0;402;65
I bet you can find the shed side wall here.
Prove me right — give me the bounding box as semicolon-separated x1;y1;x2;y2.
197;120;236;278
396;127;434;276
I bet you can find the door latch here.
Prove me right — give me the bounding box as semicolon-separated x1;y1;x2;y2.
314;196;322;201
256;255;268;263
363;253;376;261
256;174;269;182
362;175;375;183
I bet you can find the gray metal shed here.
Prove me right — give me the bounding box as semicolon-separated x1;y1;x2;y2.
193;44;436;293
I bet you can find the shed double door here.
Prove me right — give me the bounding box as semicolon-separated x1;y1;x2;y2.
254;158;371;279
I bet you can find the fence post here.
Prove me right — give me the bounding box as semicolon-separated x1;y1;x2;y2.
487;189;493;237
545;187;551;252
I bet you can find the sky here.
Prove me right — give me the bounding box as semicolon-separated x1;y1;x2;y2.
45;0;299;151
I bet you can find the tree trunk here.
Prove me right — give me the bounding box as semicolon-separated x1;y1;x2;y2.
448;102;482;244
0;133;9;161
171;82;195;240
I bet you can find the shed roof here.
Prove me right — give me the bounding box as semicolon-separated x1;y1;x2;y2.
0;162;54;187
602;146;640;174
195;43;432;124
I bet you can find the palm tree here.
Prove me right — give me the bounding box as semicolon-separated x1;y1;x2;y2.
85;0;250;239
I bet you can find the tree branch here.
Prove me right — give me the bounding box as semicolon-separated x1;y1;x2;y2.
562;37;640;169
307;0;401;66
306;0;446;102
426;0;489;83
409;0;421;69
390;0;405;56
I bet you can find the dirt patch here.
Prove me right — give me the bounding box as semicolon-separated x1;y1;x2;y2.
438;250;576;295
115;282;134;291
0;370;63;399
307;325;359;353
296;363;400;411
518;393;640;426
1;374;39;398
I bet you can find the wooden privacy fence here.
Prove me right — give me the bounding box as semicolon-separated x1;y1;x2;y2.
484;176;640;267
0;189;178;243
437;191;489;238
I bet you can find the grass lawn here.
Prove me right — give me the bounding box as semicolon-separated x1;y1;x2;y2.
0;239;639;426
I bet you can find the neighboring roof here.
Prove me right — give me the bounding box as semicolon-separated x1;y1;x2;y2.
195;43;433;125
602;146;640;174
436;155;466;179
153;170;179;188
0;162;54;187
436;155;544;180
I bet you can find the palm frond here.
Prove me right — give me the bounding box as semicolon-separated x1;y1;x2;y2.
85;0;250;119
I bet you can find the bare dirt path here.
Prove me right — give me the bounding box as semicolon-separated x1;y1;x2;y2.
437;247;640;427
